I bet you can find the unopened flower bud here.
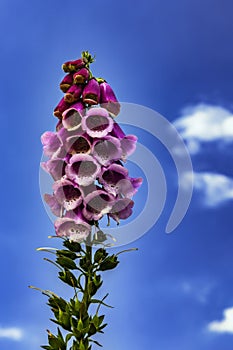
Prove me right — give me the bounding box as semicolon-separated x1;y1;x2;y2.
53;97;71;119
73;68;90;84
82;78;100;105
60;73;74;92
62;58;87;73
64;85;83;103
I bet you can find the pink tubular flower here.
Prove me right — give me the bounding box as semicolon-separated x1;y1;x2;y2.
82;78;100;105
41;158;67;181
64;85;83;103
66;154;101;186
92;135;122;166
60;73;74;92
99;81;121;116
83;190;115;221
82;107;113;138
99;163;142;198
65;134;91;155
44;193;63;217
73;68;90;84
41;131;67;159
53;178;83;211
62;102;85;130
120;135;137;161
109;198;134;223
55;208;91;242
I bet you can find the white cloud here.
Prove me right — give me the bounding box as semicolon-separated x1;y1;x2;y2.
180;172;233;206
0;327;24;341
208;307;233;334
174;104;233;153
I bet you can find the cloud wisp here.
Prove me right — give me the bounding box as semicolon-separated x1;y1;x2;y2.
174;104;233;154
0;327;24;341
181;172;233;207
208;307;233;334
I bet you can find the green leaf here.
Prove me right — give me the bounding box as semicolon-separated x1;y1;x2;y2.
56;256;77;270
79;256;91;272
57;249;77;260
90;339;103;347
90;299;113;309
41;346;51;350
65;333;73;343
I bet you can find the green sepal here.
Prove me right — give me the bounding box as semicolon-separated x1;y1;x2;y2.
98;255;119;271
63;240;81;252
94;248;108;263
58;269;78;287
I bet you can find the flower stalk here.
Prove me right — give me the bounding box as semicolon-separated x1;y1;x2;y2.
36;50;142;350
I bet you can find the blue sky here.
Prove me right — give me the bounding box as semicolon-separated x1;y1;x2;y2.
1;0;233;349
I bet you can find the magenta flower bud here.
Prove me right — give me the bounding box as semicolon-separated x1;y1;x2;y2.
62;102;85;131
111;122;126;138
83;190;115;221
53;178;82;211
99;81;121;116
60;73;74;92
82;78;100;105
92;136;122;166
54;97;71;119
73;68;90;84
82;107;114;138
109;198;134;223
64;85;83;103
62;58;87;73
54;208;91;242
66;154;101;186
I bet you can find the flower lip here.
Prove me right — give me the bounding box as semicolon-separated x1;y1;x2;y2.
92;135;122;166
53;178;82;211
83;190;114;221
66;154;101;186
82;107;114;138
62;102;84;131
120;135;138;161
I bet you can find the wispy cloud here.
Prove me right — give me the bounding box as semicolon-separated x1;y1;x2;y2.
208;307;233;334
0;327;24;341
180;280;214;304
192;172;233;206
174;104;233;154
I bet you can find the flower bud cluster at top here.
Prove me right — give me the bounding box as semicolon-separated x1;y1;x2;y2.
41;51;142;243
